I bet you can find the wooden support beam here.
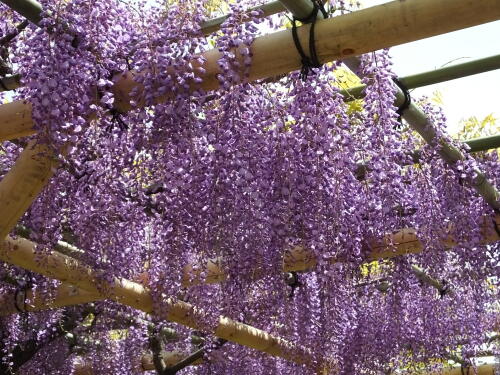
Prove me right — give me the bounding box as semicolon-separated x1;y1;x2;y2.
0;236;318;369
1;0;499;141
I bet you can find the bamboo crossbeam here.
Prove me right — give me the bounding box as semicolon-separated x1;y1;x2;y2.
186;214;500;283
0;0;287;34
0;236;318;368
398;98;500;210
278;0;324;20
0;0;43;25
0;74;21;92
2;213;497;314
466;134;500;153
0;283;102;316
425;364;495;375
341;54;500;100
1;0;499;141
0;141;56;239
70;351;203;375
111;0;500;112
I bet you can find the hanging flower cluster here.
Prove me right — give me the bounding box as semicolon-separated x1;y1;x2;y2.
0;0;498;374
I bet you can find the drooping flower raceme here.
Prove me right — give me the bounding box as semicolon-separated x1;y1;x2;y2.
0;0;498;374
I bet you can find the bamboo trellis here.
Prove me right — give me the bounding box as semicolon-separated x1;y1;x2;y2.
0;0;499;371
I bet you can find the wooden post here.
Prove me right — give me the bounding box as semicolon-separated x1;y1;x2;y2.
0;236;317;368
1;0;499;140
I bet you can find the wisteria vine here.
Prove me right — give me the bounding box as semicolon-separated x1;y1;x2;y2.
0;0;498;374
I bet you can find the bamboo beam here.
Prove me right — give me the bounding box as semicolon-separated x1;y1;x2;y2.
0;236;318;368
1;213;497;314
0;141;55;239
0;74;21;92
341;54;500;100
200;1;286;35
185;214;500;283
398;99;500;210
1;0;499;140
0;0;43;25
69;351;203;375
425;364;495;375
0;284;102;316
466;134;500;153
0;100;35;141
400;54;500;90
0;0;287;34
277;0;324;20
113;0;500;112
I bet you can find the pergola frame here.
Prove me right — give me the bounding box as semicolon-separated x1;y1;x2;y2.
0;0;499;373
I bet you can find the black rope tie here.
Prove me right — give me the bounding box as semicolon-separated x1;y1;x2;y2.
108;108;129;132
392;77;412;127
291;0;328;81
0;77;8;91
285;271;301;298
492;216;500;238
14;289;26;313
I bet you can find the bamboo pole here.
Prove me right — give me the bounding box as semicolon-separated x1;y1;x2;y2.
465;134;500;153
187;214;500;282
3;213;497;314
277;0;323;20
0;236;318;368
69;351;203;375
0;140;56;239
0;100;35;141
0;74;21;92
424;364;495;375
0;0;287;34
398;98;500;210
399;54;500;90
112;0;500;112
0;0;43;25
0;284;102;316
341;54;500;100
1;0;499;140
